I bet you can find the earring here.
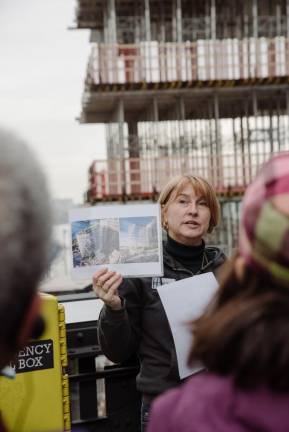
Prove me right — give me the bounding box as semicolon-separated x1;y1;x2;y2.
163;220;169;231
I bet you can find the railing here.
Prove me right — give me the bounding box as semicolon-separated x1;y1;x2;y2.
87;151;279;200
87;37;289;85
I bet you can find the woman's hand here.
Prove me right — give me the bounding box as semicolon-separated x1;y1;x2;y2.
93;268;123;310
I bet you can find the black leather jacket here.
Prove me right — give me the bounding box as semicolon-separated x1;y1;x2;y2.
98;242;226;400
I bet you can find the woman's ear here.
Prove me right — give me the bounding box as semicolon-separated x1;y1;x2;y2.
234;255;246;281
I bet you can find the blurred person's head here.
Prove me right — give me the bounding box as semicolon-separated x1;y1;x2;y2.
0;129;52;370
158;174;220;246
189;153;289;391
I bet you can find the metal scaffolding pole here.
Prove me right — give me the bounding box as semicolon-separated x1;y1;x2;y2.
152;97;159;159
160;2;166;42
287;0;289;37
211;0;216;39
103;3;108;43
176;0;183;42
116;99;126;194
232;117;238;187
144;0;151;41
252;91;259;163
128;122;139;157
245;100;252;182
108;0;117;43
213;93;221;185
269;109;274;153
285;91;289;152
276;1;282;36
252;0;258;38
276;98;281;151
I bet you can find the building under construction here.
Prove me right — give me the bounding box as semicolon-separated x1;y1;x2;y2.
74;0;289;252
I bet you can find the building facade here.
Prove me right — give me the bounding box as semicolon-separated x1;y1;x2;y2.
74;0;289;252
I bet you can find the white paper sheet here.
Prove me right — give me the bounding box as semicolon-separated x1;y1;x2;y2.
157;272;219;379
61;298;104;324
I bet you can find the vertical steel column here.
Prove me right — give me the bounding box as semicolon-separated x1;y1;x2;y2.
178;98;186;172
252;0;258;38
226;200;233;257
214;93;221;187
135;1;141;43
269;109;274;154
160;2;166;42
103;1;109;43
144;0;151;41
152;97;159;189
106;123;118;195
252;0;258;79
287;0;289;38
109;0;117;43
144;0;151;81
176;0;183;42
240;113;247;186
276;1;282;36
252;91;259;163
232;117;238;187
172;0;177;42
285;91;289;151
276;97;281;151
245;100;252;182
205;0;210;39
211;0;216;81
243;1;249;38
106;0;117;82
128;122;140;194
211;0;216;39
117;99;126;195
106;124;112;156
152;96;159;157
128;122;139;157
175;0;183;79
208;100;214;186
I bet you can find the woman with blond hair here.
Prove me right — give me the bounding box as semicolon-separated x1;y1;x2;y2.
93;174;226;430
147;153;289;432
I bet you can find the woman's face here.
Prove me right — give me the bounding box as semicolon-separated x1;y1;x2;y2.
163;183;211;246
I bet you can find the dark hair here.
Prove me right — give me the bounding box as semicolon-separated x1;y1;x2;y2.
188;256;289;391
0;130;51;365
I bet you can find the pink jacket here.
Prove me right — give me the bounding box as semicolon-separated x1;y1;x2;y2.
147;372;289;432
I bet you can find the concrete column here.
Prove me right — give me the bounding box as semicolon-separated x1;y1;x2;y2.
213;93;221;186
144;0;151;41
211;0;216;40
176;0;183;42
276;1;282;36
287;0;289;37
109;0;117;43
252;0;258;38
128;122;139;157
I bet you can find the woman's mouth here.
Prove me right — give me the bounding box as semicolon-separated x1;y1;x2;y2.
184;221;199;227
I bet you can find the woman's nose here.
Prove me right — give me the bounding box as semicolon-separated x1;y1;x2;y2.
187;201;198;214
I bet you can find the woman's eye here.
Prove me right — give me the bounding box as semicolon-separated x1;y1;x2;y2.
198;200;208;206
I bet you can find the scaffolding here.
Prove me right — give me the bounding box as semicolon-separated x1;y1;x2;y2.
74;0;289;251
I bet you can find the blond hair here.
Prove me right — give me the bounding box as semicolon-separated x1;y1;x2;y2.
158;174;220;233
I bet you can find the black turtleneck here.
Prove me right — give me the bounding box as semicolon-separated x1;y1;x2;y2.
165;234;206;274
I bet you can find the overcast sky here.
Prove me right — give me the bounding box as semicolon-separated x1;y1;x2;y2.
0;0;106;204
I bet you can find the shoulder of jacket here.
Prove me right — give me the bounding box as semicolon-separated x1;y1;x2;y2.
205;246;227;265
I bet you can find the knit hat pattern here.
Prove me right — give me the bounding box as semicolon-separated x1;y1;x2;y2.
239;152;289;284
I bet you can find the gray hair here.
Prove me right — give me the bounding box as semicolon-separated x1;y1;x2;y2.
0;129;52;355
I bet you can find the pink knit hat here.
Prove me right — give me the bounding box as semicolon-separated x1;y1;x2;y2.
239;152;289;284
